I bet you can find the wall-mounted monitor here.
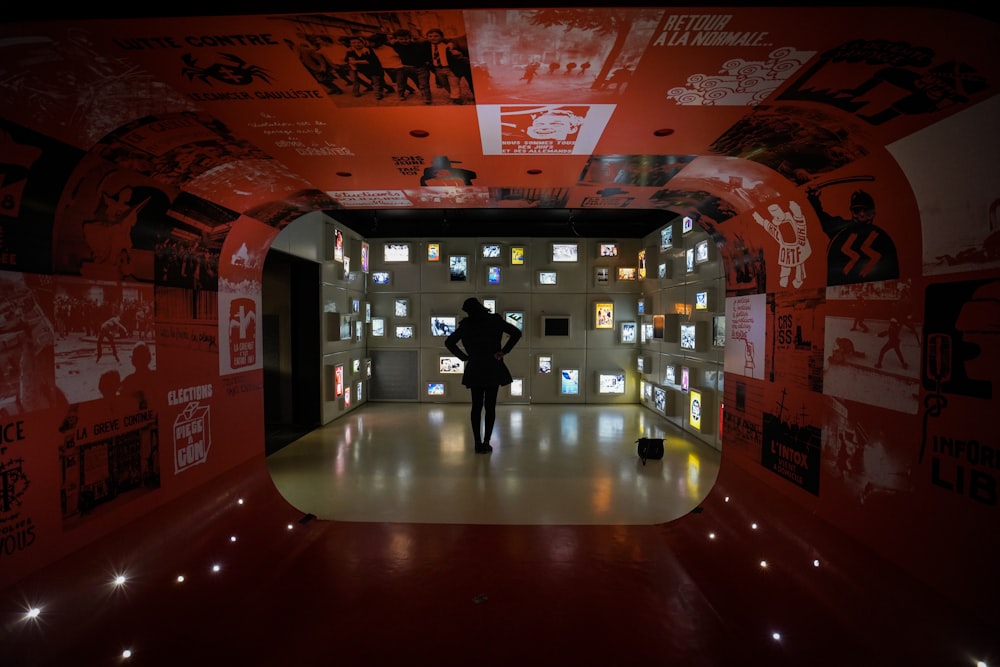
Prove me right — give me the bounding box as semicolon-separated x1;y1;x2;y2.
538;270;558;285
695;289;711;311
681;366;690;391
542;315;571;337
372;271;391;286
352;358;361;374
482;243;501;258
334;228;344;262
653;314;665;339
617;267;637;281
664;365;676;385
689;388;703;431
430;316;457;336
599;242;618;257
361;241;369;273
695;239;711;264
637;249;647;280
427;382;446;396
658;262;668;279
483;298;496;313
641;322;653;343
511;246;525;265
595;302;614;329
551;242;579;262
505;311;524;330
654;386;666;412
371;317;385;337
620;321;637;344
713;315;726;348
487;266;501;285
660;223;674;250
637;355;649;373
686;248;696;273
560;369;579;395
334;364;344;396
597;372;626;394
439;356;465;373
637;298;645;314
509;378;524;397
394;298;408;318
395;325;414;339
427;242;441;262
538;356;552;374
384;242;410;262
449;255;468;281
595;267;610;286
682;215;694;234
680;322;697;350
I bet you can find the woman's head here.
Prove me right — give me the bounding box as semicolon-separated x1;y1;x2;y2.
462;297;487;315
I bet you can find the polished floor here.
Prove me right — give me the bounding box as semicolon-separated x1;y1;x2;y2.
5;404;999;667
267;403;720;525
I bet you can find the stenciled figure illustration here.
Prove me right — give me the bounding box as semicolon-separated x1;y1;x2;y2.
806;186;899;285
752;200;812;288
419;156;477;187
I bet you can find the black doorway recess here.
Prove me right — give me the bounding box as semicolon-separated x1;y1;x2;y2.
262;249;321;455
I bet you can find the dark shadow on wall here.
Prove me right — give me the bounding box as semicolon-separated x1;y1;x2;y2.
262;249;321;455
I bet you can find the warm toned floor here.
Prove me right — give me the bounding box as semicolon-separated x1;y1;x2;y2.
4;403;998;666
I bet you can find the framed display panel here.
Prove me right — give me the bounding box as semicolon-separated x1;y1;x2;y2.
595;267;610;286
537;270;558;285
695;239;712;264
617;267;637;281
682;215;695;234
660;222;674;250
395;325;415;339
366;359;372;378
505;311;524;330
361;241;369;273
680;321;707;352
686;247;696;273
641;322;653;343
595;302;614;329
597;372;626;394
653;386;667;412
689;388;704;431
560;369;580;395
344;386;351;408
637;298;645;314
384;242;410;262
427;382;447;397
658;262;669;279
449;255;468;281
665;364;676;385
394;298;409;318
483;298;496;313
620;321;637;343
352;358;361;374
430;316;457;336
538;356;552;374
713;315;726;348
551;242;579;262
482;243;502;258
342;256;351;280
355;320;363;342
371;271;391;286
643;381;652;402
695;288;712;311
637;249;647;280
427;242;441;262
356;381;363;403
439;356;465;373
371;317;385;337
542;315;571;337
351;298;360;313
511;246;525;265
334;365;345;397
487;266;501;285
334;228;344;262
509;378;524;397
365;302;371;323
681;366;690;391
637;355;649;373
653;314;665;339
598;242;618;257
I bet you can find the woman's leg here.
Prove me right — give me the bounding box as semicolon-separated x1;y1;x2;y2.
469;387;485;446
482;386;500;444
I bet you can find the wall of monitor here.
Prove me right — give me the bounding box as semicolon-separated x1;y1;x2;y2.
269;212;724;449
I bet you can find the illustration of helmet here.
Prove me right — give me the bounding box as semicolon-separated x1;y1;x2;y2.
850;190;875;210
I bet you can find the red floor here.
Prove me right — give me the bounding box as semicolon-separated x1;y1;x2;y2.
4;453;998;666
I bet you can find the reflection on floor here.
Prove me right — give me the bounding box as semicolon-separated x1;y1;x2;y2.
267;403;721;525
4;404;998;666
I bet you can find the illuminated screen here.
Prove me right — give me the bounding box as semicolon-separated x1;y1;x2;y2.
680;323;696;350
396;325;414;339
427;382;446;396
599;243;618;257
560;369;579;395
695;291;709;310
482;243;501;258
660;225;673;249
552;243;578;262
695;239;710;264
488;266;501;285
598;373;625;394
505;311;524;330
682;216;694;233
384;242;410;262
440;356;465;373
430;316;457;336
372;271;390;285
538;271;557;285
449;255;468;281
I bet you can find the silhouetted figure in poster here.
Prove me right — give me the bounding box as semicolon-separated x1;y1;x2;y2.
875;318;908;370
420;156;477;186
96;315;128;363
119;341;154;410
445;297;522;453
806;188;899;286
